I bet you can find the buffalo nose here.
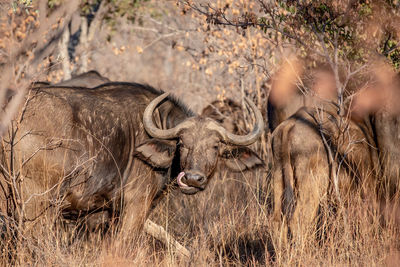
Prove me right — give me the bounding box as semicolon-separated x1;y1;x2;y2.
186;173;206;185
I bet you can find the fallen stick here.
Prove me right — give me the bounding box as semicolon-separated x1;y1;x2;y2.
144;219;191;258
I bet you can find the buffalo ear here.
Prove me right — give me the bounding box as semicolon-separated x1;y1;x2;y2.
135;139;176;168
221;147;264;172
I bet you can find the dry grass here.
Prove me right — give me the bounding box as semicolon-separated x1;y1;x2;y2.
1;159;399;266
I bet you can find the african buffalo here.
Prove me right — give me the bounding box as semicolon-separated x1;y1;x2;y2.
270;101;379;247
267;90;307;133
267;67;337;133
270;67;400;247
54;70;111;88
6;71;111;105
0;81;264;243
372;110;400;197
33;72;190;255
29;70;111;90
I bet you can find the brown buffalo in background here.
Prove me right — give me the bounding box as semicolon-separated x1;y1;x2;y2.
270;102;379;248
266;62;338;133
54;70;111;88
269;65;400;249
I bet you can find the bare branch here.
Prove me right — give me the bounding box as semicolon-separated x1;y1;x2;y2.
87;0;110;43
0;1;80;140
144;219;191;258
60;26;71;80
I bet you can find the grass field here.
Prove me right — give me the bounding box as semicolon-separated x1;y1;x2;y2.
1;152;399;266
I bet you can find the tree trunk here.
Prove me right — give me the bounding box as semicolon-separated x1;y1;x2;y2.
79;16;88;73
60;26;71;80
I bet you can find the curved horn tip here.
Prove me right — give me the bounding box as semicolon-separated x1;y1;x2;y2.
214;96;264;146
156;92;170;102
143;91;191;139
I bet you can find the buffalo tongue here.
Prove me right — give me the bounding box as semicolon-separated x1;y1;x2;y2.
177;172;191;189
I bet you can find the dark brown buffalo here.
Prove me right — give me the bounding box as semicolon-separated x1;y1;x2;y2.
270;101;380;247
267;67;338;133
0;81;264;242
270;73;400;247
32;72;190;255
267;90;307;133
372;111;400;197
6;71;111;104
30;70;110;89
54;70;111;88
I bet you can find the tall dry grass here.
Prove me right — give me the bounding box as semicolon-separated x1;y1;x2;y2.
1;153;399;266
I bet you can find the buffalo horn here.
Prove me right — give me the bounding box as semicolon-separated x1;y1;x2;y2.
143;92;194;139
207;97;264;146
